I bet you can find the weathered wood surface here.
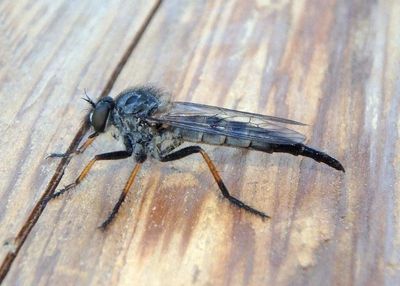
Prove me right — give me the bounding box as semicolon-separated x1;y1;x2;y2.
0;0;160;281
2;0;400;285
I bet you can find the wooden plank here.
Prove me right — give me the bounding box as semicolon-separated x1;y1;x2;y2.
4;0;400;285
0;0;160;280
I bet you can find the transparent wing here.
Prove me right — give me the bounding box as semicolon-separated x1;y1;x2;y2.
148;102;306;145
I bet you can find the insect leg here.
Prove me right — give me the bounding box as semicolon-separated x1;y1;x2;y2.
99;163;142;230
47;150;132;202
47;132;99;159
160;146;270;220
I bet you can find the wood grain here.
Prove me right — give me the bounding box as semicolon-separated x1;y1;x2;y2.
0;0;160;281
3;0;400;285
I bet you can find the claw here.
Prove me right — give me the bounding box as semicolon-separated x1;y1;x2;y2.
98;220;111;231
41;196;52;207
41;190;63;207
46;152;71;159
46;183;76;201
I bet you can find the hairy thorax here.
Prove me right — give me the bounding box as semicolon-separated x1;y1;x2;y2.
111;104;182;162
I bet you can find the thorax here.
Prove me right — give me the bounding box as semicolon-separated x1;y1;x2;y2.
111;109;156;145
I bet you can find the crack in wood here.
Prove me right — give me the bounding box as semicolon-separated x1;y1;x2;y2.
0;0;163;282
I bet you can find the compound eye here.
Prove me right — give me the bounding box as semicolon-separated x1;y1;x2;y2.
91;102;111;132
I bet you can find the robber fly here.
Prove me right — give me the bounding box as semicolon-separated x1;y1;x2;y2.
47;86;344;229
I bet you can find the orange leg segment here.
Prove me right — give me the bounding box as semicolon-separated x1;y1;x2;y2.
47;133;97;159
100;163;142;230
160;146;270;219
48;150;132;201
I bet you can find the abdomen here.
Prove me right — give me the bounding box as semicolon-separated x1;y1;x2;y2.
174;128;274;152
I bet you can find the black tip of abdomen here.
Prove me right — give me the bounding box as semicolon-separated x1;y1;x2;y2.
300;144;345;172
328;156;345;172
